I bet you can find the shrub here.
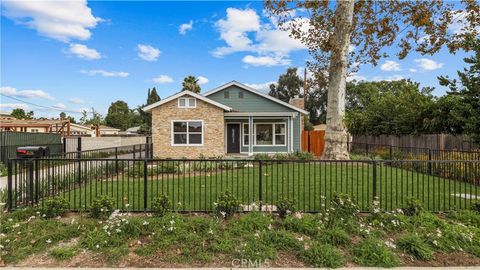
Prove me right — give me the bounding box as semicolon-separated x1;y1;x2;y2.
283;213;319;236
254;153;271;161
318;227;350;246
325;193;359;229
471;200;480;214
402;197;424;216
447;210;480;227
90;195;115;219
50;247;76;261
300;243;344;268
352;238;399;267
396;233;433;260
289;151;314;160
261;230;303;251
151;195;171;217
42;197;70;218
214;191;239;218
276;198;296;218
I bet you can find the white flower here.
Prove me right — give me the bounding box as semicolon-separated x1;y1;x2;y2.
12;223;20;228
384;240;396;249
143;221;149;226
208;229;213;234
254;232;260;238
125;204;130;208
433;240;438;246
46;239;52;244
96;244;100;249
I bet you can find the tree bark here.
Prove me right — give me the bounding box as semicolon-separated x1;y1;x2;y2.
322;0;355;160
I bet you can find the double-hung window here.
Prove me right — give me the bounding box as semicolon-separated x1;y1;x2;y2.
254;123;286;146
172;120;203;145
178;97;196;108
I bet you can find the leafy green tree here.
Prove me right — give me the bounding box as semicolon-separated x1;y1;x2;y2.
345;80;436;136
265;0;480;159
438;38;480;143
105;101;137;130
80;108;104;126
138;87;161;134
10;108;33;119
269;67;303;102
59;112;66;119
181;76;201;93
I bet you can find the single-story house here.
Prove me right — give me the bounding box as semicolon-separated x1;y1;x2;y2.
144;81;308;158
98;125;120;136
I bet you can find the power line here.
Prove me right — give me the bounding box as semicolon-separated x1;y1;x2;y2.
0;94;85;114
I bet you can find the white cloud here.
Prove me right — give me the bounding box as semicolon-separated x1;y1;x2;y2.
80;69;129;77
137;44;160;61
0;103;29;112
448;10;480;35
245;81;276;92
197;76;209;85
380;60;401;71
347;73;367;82
68;97;86;104
0;86;54;100
409;68;418;73
179;20;193;35
372;75;404;82
242;55;290;67
152;75;174;84
67;44;101;60
2;0;101;42
414;58;444;71
53;103;66;110
212;8;306;67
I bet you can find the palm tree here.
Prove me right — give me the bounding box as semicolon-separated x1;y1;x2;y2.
182;76;201;93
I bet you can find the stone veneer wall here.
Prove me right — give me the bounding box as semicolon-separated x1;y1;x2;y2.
151;97;225;158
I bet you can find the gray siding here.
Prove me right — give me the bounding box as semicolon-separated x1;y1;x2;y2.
207;85;298;113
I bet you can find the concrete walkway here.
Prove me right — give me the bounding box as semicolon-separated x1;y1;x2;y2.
0;153;138;190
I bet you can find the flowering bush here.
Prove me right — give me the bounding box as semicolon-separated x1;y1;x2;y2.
214;191;239;219
396;233;433;260
276;198;296;219
90;195;115;219
42;197;70;218
151;195;171;217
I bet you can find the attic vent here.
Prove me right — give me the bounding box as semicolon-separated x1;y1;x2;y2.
238;91;244;98
224;91;230;98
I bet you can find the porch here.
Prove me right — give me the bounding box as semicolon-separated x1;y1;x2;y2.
223;112;301;155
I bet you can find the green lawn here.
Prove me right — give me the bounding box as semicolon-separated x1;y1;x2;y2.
51;161;480;212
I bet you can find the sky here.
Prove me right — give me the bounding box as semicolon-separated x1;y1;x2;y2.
0;1;473;119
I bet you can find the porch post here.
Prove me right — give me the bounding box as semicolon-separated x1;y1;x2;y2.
290;116;294;153
248;116;253;156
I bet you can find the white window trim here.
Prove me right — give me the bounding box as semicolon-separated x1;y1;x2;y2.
242;123;250;147
253;122;287;146
177;97;196;108
171;120;204;146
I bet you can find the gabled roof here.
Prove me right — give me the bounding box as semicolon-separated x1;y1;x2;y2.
202;81;309;115
143;90;233;112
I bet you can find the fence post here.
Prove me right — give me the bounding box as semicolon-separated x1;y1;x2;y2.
7;160;13;211
28;160;34;205
77;137;82;159
258;160;263;211
389;145;393;160
372;161;377;202
143;159;148;211
35;159;40;204
63;137;67;154
115;147;118;174
428;149;432;175
366;143;369;157
133;145;136;159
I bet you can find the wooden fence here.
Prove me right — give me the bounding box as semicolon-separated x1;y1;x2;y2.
351;134;477;151
302;130;325;156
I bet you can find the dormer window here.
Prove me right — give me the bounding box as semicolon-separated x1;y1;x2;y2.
178;97;196;108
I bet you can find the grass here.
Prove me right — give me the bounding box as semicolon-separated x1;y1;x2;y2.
51;162;479;212
1;202;480;267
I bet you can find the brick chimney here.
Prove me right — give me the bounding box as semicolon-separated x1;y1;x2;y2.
289;96;305;131
289;97;304;110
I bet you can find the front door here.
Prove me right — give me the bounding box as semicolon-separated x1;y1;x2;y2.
227;124;240;153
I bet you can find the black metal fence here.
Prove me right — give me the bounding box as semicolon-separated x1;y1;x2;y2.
50;143;152;159
349;142;480;161
6;158;479;213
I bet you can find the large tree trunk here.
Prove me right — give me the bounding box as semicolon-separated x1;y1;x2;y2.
322;0;355;160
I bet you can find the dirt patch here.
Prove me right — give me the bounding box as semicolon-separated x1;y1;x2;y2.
400;252;480;267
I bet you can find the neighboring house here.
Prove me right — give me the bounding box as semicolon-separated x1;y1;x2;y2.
144;81;308;158
98;125;120;135
54;123;95;136
0;117;69;134
125;126;140;135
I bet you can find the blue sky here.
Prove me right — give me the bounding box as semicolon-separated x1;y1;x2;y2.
0;1;471;119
